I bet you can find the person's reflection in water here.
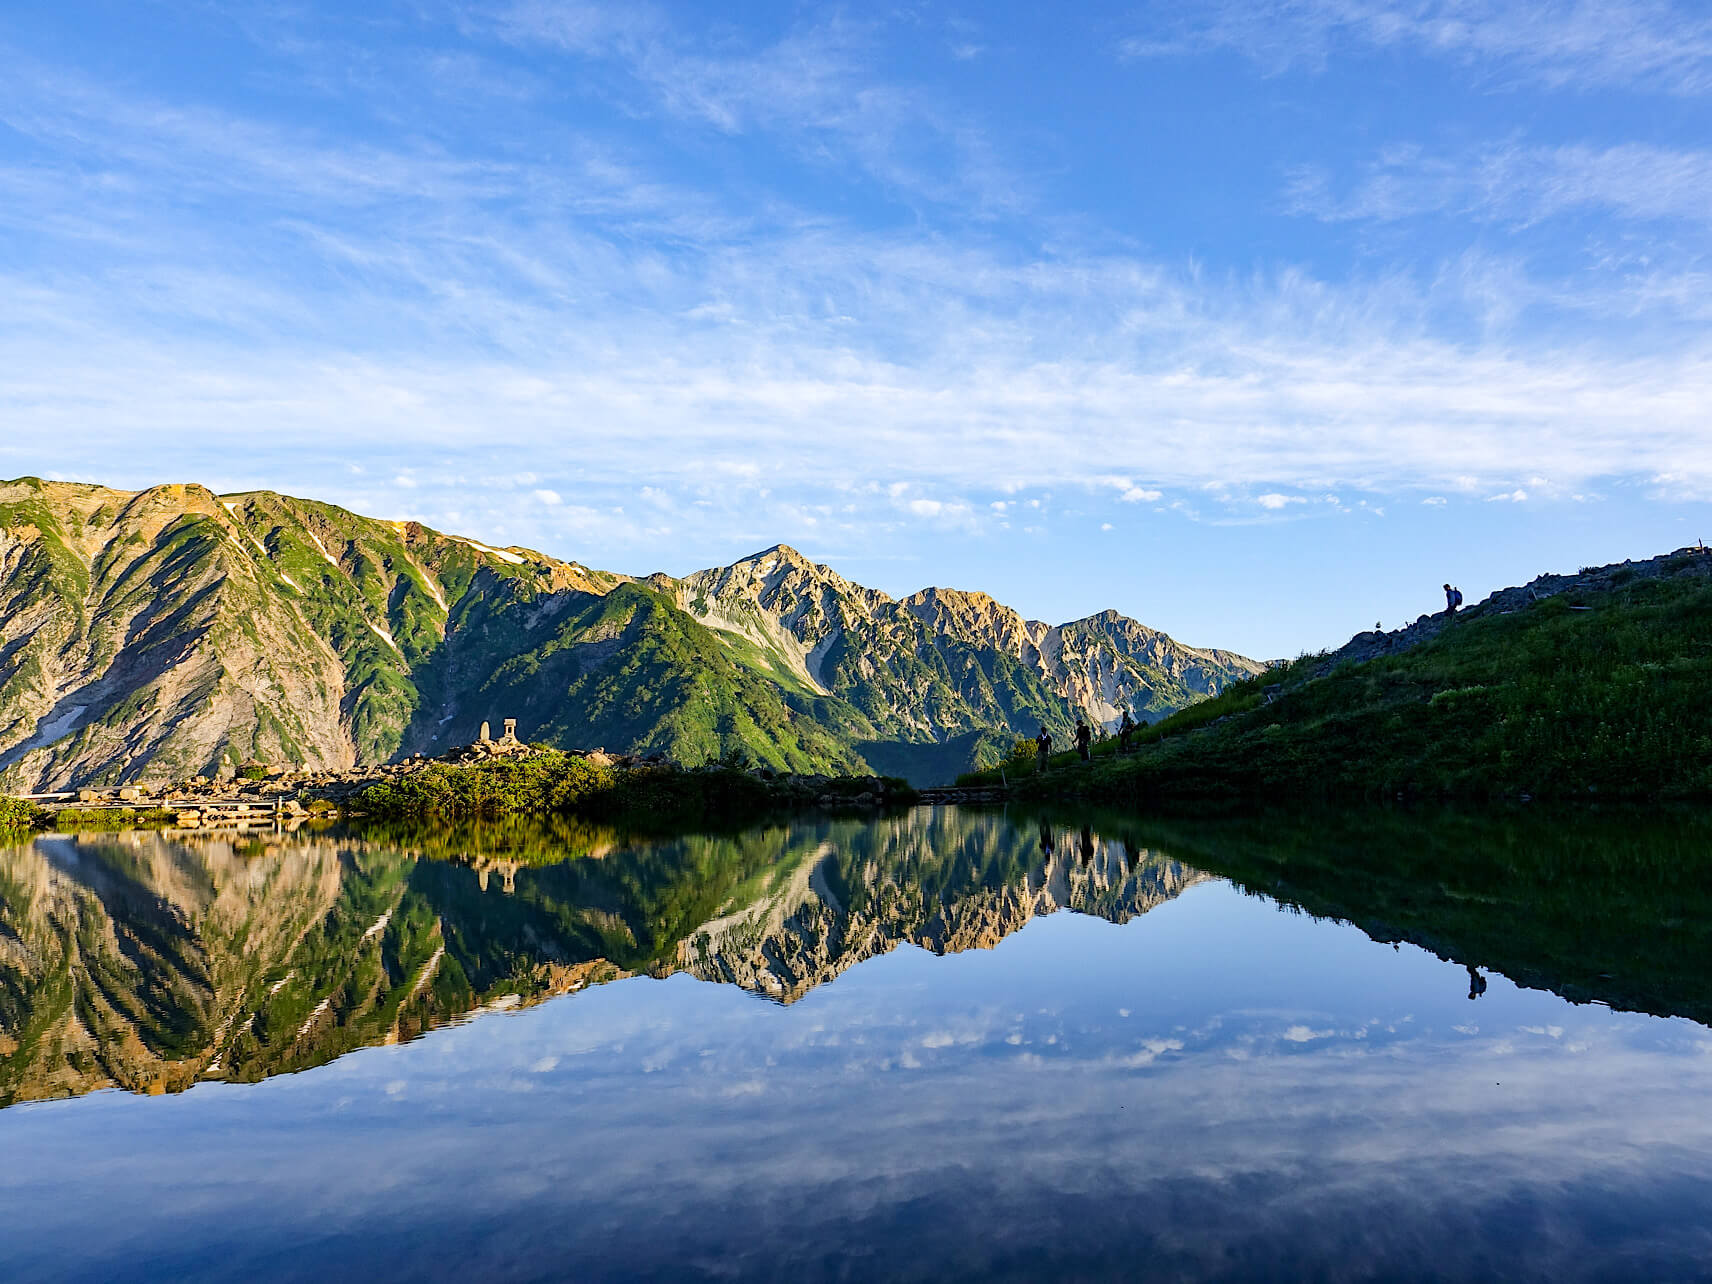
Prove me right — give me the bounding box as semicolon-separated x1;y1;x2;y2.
1466;964;1488;1000
1124;841;1140;871
1079;824;1095;866
1038;819;1055;875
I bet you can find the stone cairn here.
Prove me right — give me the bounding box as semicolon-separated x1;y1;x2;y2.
443;717;535;763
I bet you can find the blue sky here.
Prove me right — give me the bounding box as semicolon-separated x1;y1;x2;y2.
3;1;1710;659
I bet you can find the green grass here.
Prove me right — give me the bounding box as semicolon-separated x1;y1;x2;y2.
32;807;178;831
962;560;1712;804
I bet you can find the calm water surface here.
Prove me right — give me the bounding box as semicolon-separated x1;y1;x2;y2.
2;807;1710;1282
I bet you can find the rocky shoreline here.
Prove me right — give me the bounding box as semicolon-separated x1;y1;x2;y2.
6;735;931;833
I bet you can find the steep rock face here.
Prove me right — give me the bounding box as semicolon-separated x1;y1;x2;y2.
680;545;1264;749
0;481;359;787
900;586;1050;661
676;545;887;695
0;479;613;788
1;482;1261;789
673;544;1055;751
1047;610;1267;724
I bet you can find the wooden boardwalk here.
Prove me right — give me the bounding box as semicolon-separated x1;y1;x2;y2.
24;791;303;831
916;786;1008;806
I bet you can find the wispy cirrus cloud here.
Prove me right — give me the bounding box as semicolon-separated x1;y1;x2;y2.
1120;0;1712;95
4;0;1711;572
1287;141;1712;226
491;1;1025;214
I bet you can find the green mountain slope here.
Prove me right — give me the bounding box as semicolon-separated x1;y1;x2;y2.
997;548;1712;804
425;583;871;772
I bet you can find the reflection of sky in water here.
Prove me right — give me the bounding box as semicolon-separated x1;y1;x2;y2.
4;881;1711;1282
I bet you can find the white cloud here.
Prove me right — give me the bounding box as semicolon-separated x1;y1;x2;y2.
1120;0;1712;96
1098;476;1165;504
1423;496;1447;505
1288;142;1712;226
899;496;975;529
12;247;1712;523
1486;489;1529;502
1256;493;1304;509
533;488;562;505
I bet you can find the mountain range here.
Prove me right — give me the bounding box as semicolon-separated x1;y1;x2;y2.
0;477;1261;790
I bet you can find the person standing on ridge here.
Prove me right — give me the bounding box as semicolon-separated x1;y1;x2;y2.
1117;709;1136;754
1035;724;1053;774
1074;718;1092;763
1443;583;1463;616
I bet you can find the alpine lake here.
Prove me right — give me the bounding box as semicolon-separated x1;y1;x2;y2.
3;804;1711;1283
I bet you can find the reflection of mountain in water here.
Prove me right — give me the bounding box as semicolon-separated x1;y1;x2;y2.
683;812;1204;1001
0;811;1199;1106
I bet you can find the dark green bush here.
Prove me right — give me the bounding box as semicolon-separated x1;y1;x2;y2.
0;795;45;834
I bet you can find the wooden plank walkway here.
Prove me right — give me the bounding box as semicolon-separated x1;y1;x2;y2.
25;792;305;832
916;786;1008;806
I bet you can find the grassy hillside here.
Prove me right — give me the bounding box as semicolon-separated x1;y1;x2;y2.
968;549;1712;805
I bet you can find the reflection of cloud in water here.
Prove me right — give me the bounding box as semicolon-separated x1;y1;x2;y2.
2;884;1711;1280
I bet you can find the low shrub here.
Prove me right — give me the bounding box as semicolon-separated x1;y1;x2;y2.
0;795;45;834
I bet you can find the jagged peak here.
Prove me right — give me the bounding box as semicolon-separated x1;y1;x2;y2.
138;481;220;501
903;585;1000;610
901;586;1033;632
739;543;818;570
1061;607;1147;631
699;543;854;588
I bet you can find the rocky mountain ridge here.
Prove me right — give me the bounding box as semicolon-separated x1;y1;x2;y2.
0;478;1261;789
672;543;1263;757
